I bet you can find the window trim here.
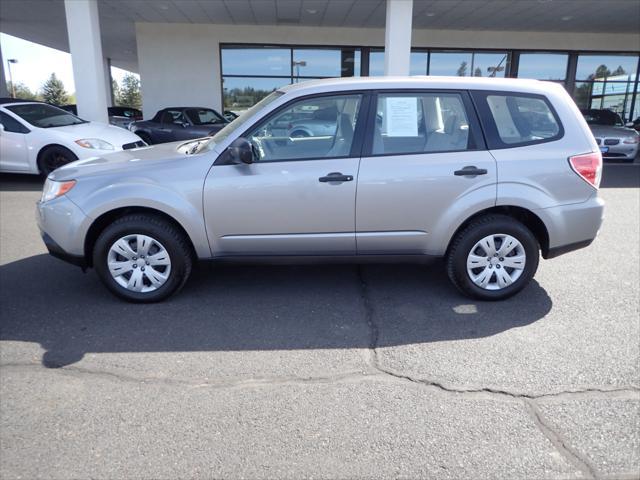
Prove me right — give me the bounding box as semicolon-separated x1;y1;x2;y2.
361;89;487;158
470;90;565;150
214;90;372;165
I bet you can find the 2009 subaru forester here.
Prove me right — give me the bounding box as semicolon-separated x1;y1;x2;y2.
36;76;604;302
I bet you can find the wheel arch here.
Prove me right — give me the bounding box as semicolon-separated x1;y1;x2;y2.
446;206;550;258
36;144;78;174
84;206;197;268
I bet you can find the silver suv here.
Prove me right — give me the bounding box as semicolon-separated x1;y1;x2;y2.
37;77;604;302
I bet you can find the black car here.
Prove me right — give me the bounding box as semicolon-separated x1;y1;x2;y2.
129;107;228;144
58;105;142;129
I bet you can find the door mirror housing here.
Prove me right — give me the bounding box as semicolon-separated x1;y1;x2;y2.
224;137;254;165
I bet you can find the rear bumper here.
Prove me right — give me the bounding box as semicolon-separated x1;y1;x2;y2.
537;194;605;259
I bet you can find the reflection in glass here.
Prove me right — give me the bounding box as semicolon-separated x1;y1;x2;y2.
518;53;568;80
429;52;472;76
221;48;291;76
573;80;636;121
292;49;361;78
222;77;290;110
576;55;639;80
368;51;428;76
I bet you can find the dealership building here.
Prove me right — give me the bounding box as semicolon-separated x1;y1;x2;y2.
0;0;639;124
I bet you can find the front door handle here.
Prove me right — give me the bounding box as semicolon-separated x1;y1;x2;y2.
454;166;488;176
319;172;354;183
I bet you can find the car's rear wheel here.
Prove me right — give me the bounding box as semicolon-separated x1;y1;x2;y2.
93;214;192;302
38;146;78;176
446;214;539;300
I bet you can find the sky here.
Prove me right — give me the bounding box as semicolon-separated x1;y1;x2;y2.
1;33;136;94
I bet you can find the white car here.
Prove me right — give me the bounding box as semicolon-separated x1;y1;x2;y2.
0;99;146;175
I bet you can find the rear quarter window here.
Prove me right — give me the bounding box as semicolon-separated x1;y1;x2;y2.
472;91;563;149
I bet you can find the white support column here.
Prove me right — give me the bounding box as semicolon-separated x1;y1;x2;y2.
64;0;109;123
0;43;9;97
383;0;414;76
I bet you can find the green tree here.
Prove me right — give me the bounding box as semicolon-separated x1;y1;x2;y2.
473;67;483;77
456;61;468;77
7;81;39;100
594;64;611;80
111;79;121;105
117;73;142;109
40;73;69;105
611;65;627;77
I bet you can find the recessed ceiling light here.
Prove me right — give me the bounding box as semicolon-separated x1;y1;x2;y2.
561;15;573;21
158;3;170;10
425;12;436;17
306;9;317;14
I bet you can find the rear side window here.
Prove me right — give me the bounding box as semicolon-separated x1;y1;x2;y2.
473;91;563;149
371;92;479;156
0;111;30;134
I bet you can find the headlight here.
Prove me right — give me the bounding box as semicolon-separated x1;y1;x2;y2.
75;138;115;150
622;136;639;144
41;179;76;203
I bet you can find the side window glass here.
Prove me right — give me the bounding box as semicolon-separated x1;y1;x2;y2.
0;112;29;134
486;94;560;145
246;94;362;162
372;93;471;155
162;110;185;125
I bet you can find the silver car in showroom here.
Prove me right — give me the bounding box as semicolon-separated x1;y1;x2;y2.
581;109;639;162
37;77;604;303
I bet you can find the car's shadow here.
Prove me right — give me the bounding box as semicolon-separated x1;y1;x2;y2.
0;255;552;368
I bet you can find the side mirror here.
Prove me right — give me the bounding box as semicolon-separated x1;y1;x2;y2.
225;137;253;164
0;123;4;132
625;122;635;128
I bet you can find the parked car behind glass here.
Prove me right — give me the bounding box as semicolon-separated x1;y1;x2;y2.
581;108;639;162
0;99;145;175
36;77;604;303
129;107;228;144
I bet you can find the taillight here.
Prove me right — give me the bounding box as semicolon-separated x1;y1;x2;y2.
569;152;602;189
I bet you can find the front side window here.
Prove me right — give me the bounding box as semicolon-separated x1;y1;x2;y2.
161;110;186;125
372;93;472;155
485;94;561;146
245;94;362;162
5;104;86;128
185;108;226;125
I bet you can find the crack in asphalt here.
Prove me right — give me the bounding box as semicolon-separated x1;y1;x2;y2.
524;399;599;479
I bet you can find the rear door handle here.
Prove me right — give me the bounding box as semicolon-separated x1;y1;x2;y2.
319;172;354;183
454;166;488;176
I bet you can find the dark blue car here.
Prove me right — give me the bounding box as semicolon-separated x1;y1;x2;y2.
129;107;229;144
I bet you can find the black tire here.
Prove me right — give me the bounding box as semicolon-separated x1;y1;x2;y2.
135;131;153;145
93;214;193;303
38;146;78;176
446;214;539;301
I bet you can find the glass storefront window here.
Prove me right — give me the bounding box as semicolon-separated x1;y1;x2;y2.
429;52;472;76
221;47;291;76
517;53;568;80
292;48;361;78
573;79;637;121
429;52;507;77
368;51;427;76
222;77;289;110
576;54;639;80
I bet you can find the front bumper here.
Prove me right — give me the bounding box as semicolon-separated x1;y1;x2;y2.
599;143;639;160
41;231;87;268
36;195;91;268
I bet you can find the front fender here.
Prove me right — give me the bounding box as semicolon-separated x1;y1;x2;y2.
67;178;211;258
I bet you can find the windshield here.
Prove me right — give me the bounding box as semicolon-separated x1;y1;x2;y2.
207;91;285;148
185;108;226;125
5;103;87;128
582;109;623;126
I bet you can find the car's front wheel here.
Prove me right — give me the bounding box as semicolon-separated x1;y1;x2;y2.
446;214;539;301
38;146;78;176
93;214;193;302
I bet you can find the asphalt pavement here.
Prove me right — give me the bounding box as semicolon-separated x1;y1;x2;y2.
1;163;638;479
